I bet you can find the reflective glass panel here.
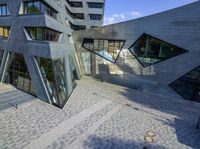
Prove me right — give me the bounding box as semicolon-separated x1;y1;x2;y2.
26;27;61;42
82;38;125;62
0;27;10;39
5;52;36;95
170;66;200;103
36;57;68;108
129;34;187;67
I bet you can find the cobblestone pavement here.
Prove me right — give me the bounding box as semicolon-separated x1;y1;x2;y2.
0;77;200;149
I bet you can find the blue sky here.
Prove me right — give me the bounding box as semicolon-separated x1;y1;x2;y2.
104;0;197;25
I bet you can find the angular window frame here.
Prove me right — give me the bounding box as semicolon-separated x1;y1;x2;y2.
82;38;126;63
128;33;188;67
25;27;61;42
22;0;58;20
169;66;200;102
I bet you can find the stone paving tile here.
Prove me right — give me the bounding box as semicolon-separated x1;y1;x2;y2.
44;102;119;149
0;76;200;149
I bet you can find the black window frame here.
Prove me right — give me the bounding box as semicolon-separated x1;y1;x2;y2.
0;4;9;16
87;2;104;9
89;14;103;21
0;26;10;39
26;27;61;42
23;0;58;20
128;33;188;67
82;38;126;63
169;65;200;102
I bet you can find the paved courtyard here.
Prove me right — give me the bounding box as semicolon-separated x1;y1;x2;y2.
0;76;200;149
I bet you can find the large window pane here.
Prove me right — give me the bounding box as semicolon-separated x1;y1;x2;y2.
0;27;10;39
36;57;69;108
83;38;125;62
23;1;57;19
170;66;200;103
0;4;9;16
26;27;61;42
129;34;188;67
5;52;36;95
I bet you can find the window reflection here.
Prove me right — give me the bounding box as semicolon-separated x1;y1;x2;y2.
82;38;125;62
23;1;58;19
170;66;200;103
5;52;36;95
129;34;187;67
0;27;10;39
26;27;61;42
0;4;9;16
36;57;68;108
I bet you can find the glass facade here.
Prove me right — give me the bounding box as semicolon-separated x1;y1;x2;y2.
0;27;10;39
82;38;125;62
23;1;58;19
5;52;35;95
26;27;61;42
129;34;187;67
87;2;104;8
170;66;200;103
36;57;69;108
0;4;9;16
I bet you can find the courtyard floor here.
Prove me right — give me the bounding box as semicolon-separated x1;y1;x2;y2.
0;76;200;149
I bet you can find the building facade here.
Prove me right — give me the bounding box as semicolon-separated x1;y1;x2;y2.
0;0;105;108
73;1;200;103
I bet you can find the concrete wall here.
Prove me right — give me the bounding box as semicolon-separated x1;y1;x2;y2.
73;1;200;97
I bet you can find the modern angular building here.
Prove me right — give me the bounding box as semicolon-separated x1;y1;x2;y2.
0;1;199;109
0;0;105;108
73;1;200;103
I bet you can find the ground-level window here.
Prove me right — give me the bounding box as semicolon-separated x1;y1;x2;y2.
4;52;35;95
170;66;200;103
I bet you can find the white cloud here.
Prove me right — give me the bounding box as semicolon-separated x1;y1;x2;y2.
104;11;142;25
130;11;142;17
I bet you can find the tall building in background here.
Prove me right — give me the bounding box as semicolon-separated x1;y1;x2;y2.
0;0;105;108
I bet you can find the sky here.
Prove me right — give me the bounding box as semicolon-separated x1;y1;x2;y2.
103;0;198;25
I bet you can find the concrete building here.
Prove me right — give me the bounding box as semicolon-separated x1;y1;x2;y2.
0;0;199;109
0;0;105;108
73;1;200;103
